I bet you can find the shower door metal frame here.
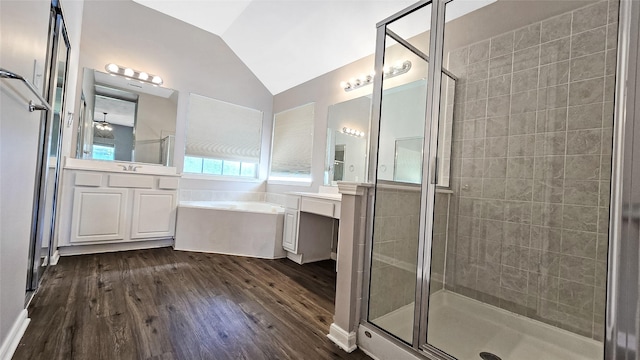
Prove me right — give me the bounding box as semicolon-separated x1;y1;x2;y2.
606;0;640;358
361;0;455;359
27;0;70;293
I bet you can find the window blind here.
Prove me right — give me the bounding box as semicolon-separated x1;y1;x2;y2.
186;93;263;163
270;103;315;176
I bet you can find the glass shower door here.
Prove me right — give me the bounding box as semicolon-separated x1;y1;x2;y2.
27;1;70;292
366;2;432;345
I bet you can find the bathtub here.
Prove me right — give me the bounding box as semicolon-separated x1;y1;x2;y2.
174;201;286;259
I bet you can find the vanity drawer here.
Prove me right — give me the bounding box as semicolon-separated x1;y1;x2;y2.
158;177;179;190
300;198;334;218
75;172;103;187
108;174;154;188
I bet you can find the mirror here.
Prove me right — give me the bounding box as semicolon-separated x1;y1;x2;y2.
324;96;370;185
394;137;422;183
76;68;178;165
381;78;454;187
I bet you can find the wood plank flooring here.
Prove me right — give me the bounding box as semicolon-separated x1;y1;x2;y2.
13;248;371;360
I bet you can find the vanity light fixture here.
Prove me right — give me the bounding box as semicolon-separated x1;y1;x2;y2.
342;127;365;137
94;112;113;131
340;60;412;92
105;63;163;86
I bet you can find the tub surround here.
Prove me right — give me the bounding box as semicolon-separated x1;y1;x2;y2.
174;201;286;259
56;158;179;255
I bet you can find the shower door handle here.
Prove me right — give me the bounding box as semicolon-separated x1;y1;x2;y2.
430;156;438;185
622;203;640;220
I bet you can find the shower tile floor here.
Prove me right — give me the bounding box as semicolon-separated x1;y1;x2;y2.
373;290;602;360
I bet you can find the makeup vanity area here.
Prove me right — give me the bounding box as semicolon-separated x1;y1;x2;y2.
281;91;370;264
282;188;342;264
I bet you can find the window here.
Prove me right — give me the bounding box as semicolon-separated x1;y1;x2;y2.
92;144;115;160
184;93;263;178
184;155;257;177
269;103;315;181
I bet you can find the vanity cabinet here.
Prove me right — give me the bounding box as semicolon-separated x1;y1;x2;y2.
71;187;128;243
57;164;179;254
282;198;300;253
131;189;177;239
283;193;340;264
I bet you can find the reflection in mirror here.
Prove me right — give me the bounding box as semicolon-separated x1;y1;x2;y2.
378;79;426;184
394;137;422;183
325;76;454;187
333;144;345;181
379;77;455;187
76;68;178;165
324;96;370;185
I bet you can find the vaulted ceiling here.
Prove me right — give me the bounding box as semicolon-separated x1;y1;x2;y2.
132;0;410;95
132;0;496;95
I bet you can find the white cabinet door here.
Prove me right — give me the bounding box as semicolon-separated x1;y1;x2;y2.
131;189;177;239
70;188;128;243
282;209;299;253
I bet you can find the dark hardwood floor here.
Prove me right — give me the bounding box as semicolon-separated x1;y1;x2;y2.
14;248;371;360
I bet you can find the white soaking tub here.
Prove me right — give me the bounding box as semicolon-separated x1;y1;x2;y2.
174;201;286;259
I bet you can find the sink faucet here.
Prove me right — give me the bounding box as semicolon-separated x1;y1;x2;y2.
128;164;141;172
118;164;128;171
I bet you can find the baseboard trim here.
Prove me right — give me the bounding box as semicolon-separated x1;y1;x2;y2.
58;239;174;256
49;250;60;265
327;323;357;353
0;309;30;360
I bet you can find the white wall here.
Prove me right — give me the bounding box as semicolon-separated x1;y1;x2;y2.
73;0;273;195
0;0;83;354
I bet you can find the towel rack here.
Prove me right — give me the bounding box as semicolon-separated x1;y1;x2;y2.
0;67;51;112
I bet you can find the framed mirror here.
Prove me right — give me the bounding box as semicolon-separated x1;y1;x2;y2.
75;68;178;165
324;96;370;185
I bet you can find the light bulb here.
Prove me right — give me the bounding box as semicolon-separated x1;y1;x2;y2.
124;68;134;77
340;81;348;89
138;72;149;81
106;63;119;73
151;76;162;84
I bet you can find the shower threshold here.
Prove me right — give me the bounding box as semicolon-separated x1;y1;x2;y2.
372;290;602;360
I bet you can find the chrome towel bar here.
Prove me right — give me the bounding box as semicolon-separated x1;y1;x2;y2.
0;67;51;112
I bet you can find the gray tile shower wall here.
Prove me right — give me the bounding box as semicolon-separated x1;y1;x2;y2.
443;0;617;340
369;184;421;319
369;184;450;320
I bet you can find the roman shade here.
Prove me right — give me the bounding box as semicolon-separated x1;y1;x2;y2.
270;103;315;176
186;93;263;163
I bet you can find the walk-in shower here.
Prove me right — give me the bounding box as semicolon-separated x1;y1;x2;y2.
363;0;621;359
